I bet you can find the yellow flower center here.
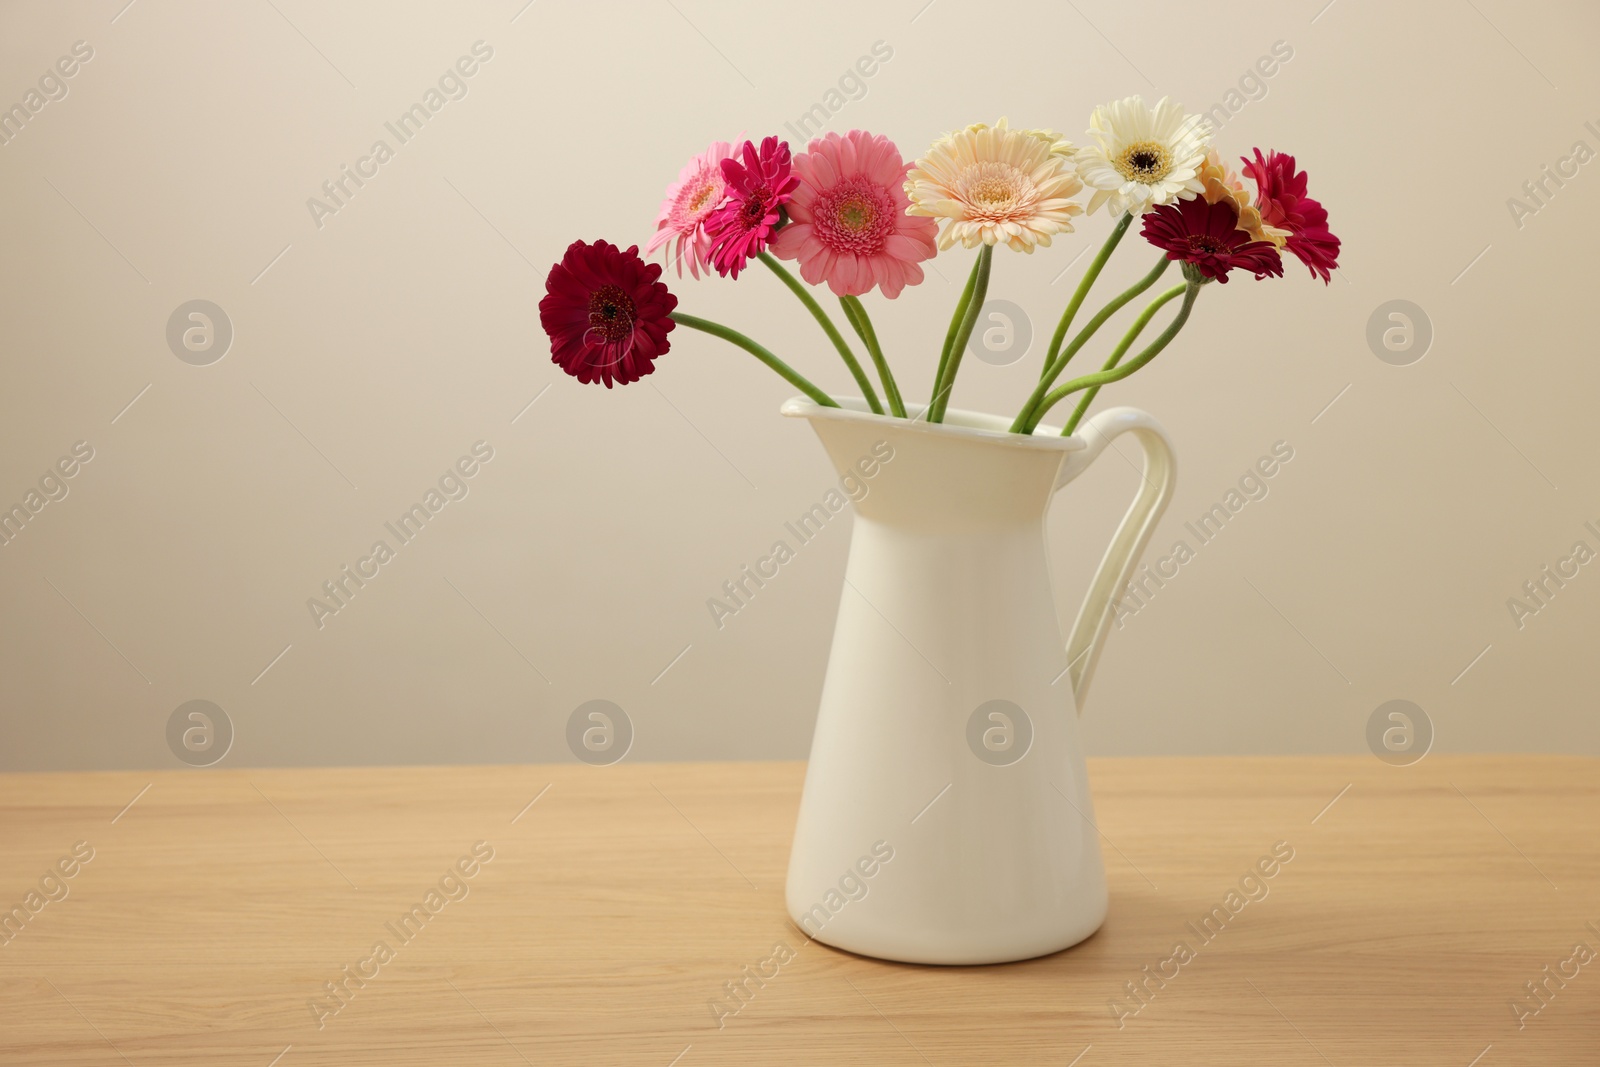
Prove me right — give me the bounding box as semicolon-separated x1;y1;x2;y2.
1115;140;1172;184
957;162;1033;220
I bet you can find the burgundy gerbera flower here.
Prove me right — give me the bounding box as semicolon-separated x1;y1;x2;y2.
1241;149;1340;284
1141;197;1284;284
539;240;677;387
705;136;799;279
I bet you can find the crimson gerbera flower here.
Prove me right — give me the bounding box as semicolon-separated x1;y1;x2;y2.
1241;149;1340;284
539;240;677;387
705;136;799;279
1141;197;1284;284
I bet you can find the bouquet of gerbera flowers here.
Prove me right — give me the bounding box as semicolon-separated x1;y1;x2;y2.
539;95;1339;435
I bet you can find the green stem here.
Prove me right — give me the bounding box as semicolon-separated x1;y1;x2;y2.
1028;279;1201;431
1012;254;1171;433
670;312;838;408
1061;282;1188;434
758;252;882;414
928;251;983;420
840;295;905;418
1040;213;1132;382
929;244;993;423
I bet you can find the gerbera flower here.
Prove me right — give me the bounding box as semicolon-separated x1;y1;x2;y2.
539;239;677;387
769;129;937;299
1195;147;1274;246
645;140;735;279
1074;95;1211;217
903;117;1084;252
705;136;799;279
1141;197;1283;284
1241;149;1340;284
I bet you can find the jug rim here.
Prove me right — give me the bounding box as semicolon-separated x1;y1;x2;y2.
780;395;1088;453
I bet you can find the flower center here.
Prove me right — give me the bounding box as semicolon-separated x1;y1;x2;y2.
814;178;896;256
956;162;1035;221
1185;234;1225;255
674;170;725;223
587;284;636;343
838;197;873;231
1115;140;1172;184
740;186;773;226
972;177;1014;205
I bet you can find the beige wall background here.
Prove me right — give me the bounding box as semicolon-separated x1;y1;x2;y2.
1;0;1596;771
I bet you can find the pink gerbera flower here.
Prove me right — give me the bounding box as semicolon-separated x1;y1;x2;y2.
1141;197;1283;284
770;129;938;299
705;137;799;279
645;140;735;279
1241;149;1340;284
539;240;677;387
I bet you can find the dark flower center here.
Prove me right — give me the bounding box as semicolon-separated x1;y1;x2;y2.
740;186;772;226
1115;140;1172;184
1185;234;1225;255
587;284;636;343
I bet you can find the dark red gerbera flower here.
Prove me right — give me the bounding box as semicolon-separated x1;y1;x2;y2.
705;136;799;279
1141;197;1284;284
1241;149;1340;284
539;240;677;387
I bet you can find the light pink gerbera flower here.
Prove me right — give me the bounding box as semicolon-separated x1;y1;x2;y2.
645;140;735;278
770;130;938;299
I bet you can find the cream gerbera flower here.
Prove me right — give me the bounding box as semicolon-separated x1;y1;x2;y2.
1195;146;1284;248
904;117;1084;253
1074;95;1212;217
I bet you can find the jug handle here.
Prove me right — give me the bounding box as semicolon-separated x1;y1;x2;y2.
1053;407;1177;713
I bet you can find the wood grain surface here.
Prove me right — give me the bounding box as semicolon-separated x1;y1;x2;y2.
0;755;1595;1065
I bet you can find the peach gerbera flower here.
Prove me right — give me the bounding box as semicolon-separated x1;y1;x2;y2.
903;118;1084;253
769;129;937;299
1196;147;1281;248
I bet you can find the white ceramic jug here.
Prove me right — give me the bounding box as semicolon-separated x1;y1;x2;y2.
781;396;1176;965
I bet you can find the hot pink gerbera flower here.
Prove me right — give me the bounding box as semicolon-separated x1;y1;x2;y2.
1241;149;1340;284
770;129;938;299
539;240;677;387
645;140;735;279
705;136;799;279
1141;197;1283;284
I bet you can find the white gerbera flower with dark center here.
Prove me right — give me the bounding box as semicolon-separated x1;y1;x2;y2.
1074;95;1212;217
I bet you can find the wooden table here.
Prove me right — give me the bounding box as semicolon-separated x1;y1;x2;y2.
1;756;1595;1065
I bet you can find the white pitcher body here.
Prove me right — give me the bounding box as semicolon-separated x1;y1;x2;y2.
782;397;1176;965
